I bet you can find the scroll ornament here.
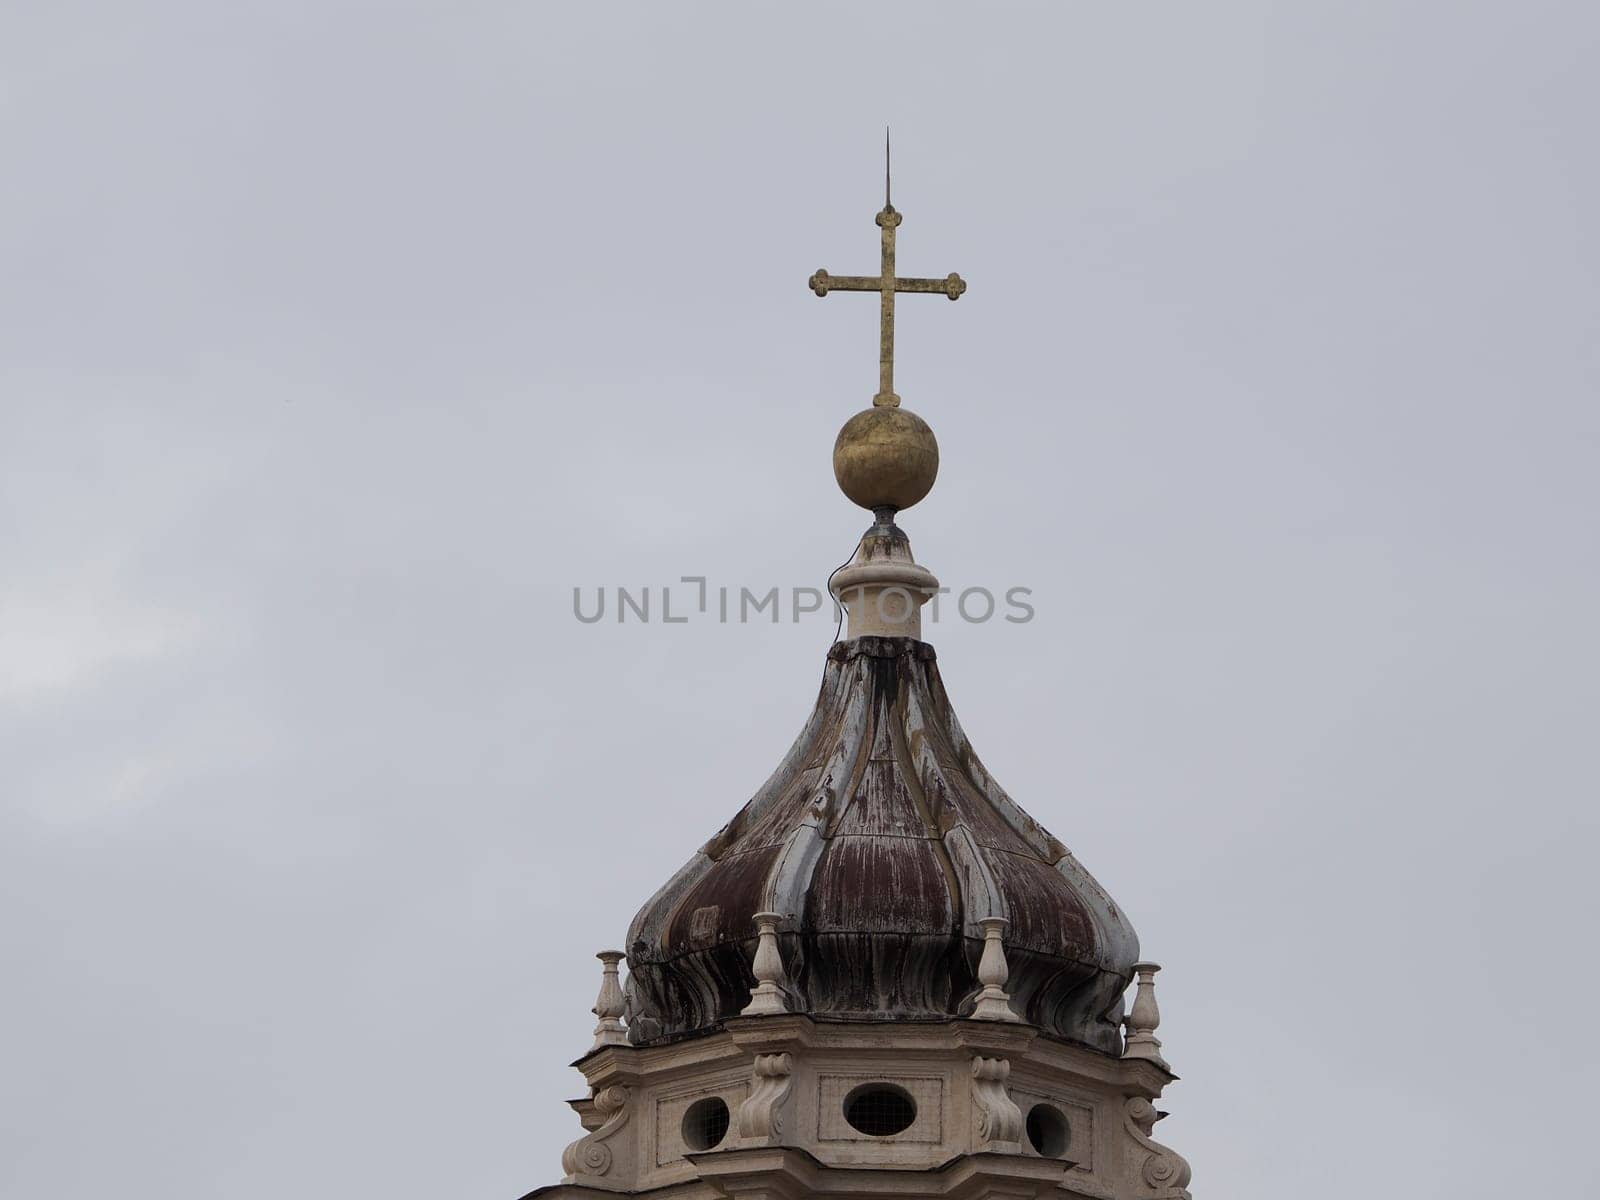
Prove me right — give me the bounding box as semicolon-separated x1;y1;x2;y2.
735;1052;794;1143
561;1085;630;1180
971;1056;1024;1147
1123;1096;1192;1198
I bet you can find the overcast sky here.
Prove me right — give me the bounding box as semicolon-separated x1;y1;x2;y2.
3;3;1597;1197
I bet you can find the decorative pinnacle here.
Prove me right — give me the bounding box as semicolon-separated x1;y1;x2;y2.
589;950;628;1050
741;912;791;1016
1122;961;1171;1070
969;916;1023;1022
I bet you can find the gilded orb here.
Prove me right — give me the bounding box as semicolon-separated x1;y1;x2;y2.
832;406;939;512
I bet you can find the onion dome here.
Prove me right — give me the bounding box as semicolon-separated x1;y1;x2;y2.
621;185;1139;1057
622;634;1140;1055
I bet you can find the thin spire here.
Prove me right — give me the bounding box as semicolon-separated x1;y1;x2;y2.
884;126;892;211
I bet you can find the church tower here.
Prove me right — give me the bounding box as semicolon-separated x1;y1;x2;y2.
521;174;1196;1200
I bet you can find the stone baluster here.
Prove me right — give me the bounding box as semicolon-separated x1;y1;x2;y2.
740;911;791;1016
1122;960;1169;1068
589;950;628;1050
969;916;1023;1022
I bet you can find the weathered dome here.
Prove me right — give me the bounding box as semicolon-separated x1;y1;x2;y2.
623;635;1139;1055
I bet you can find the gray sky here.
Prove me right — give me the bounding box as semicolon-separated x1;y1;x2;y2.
3;3;1597;1197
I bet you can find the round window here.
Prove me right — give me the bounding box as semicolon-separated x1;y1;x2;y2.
681;1096;730;1151
843;1083;917;1137
1025;1103;1070;1158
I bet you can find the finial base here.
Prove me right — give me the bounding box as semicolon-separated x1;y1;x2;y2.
830;519;938;641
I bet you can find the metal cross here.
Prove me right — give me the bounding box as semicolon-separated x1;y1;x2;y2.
808;139;966;408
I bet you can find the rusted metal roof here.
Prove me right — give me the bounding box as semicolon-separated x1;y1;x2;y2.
623;636;1139;1055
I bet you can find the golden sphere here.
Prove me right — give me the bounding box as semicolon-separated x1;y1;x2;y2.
832;406;939;512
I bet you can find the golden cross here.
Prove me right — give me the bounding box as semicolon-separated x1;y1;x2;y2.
807;140;966;408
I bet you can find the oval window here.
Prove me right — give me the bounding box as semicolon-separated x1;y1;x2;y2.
1026;1102;1071;1158
843;1083;917;1137
681;1096;730;1151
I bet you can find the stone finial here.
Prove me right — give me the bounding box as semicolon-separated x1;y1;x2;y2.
740;912;791;1016
589;950;628;1050
1122;961;1169;1069
829;511;939;640
969;916;1023;1022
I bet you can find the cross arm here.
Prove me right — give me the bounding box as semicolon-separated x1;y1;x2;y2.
894;274;967;299
809;270;967;299
808;272;881;294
